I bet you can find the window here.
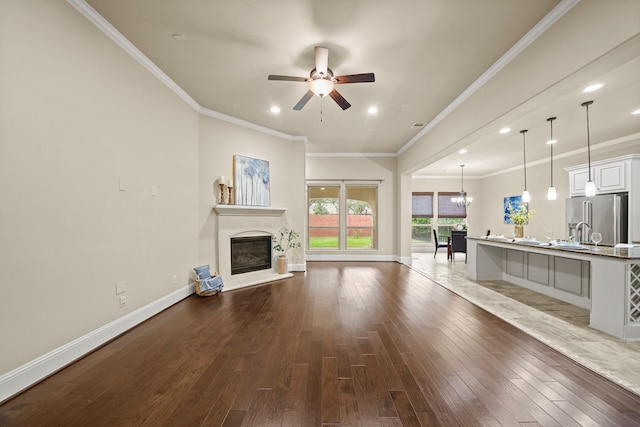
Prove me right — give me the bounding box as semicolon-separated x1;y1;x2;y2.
412;192;433;243
308;186;340;249
437;192;466;241
346;186;376;249
308;183;378;250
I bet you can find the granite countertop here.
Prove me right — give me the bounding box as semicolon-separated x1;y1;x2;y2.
468;236;640;260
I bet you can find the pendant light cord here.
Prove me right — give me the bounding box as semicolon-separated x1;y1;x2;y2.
520;130;528;190
548;117;556;186
582;101;593;180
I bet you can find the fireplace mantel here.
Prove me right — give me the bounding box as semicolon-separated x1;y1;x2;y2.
213;205;287;216
213;204;291;291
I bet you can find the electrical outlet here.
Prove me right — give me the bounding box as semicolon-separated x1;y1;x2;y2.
119;295;127;308
172;275;178;285
151;185;157;196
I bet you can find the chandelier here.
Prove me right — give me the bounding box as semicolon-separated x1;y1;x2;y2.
451;164;473;207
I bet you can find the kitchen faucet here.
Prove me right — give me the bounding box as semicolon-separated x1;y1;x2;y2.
575;221;591;243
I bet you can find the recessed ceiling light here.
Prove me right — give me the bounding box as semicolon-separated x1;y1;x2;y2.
547;139;557;145
499;127;511;134
270;106;281;114
459;149;467;154
632;109;640;115
583;83;603;93
368;106;378;115
171;34;187;41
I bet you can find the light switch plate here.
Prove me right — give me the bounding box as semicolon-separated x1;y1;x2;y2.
116;282;127;295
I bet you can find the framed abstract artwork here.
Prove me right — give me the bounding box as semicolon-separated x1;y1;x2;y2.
233;154;271;206
504;195;526;224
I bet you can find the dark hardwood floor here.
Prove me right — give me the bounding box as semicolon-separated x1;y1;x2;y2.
2;261;640;426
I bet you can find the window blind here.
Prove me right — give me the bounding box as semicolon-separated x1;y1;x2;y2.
412;192;433;218
438;192;467;218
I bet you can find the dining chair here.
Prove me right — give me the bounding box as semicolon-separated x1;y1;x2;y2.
433;229;449;258
450;230;467;262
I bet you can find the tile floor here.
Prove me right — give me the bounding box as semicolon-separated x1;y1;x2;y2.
410;252;640;397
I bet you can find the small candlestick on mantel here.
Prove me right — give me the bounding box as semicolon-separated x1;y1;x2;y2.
227;178;234;205
218;176;226;205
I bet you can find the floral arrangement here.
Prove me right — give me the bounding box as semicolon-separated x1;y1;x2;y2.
506;203;535;225
273;227;301;257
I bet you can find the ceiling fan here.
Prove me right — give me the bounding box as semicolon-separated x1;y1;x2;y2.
268;46;375;111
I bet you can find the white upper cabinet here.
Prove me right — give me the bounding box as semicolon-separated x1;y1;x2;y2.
596;161;627;193
567;156;633;197
566;154;640;243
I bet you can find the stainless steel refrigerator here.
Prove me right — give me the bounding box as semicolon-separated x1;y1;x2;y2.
566;194;628;244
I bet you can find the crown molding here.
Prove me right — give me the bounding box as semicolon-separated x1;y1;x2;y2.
305;152;397;158
483;132;640;178
66;0;305;144
197;107;307;142
396;0;581;156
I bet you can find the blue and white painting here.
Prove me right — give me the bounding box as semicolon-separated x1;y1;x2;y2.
234;155;271;206
504;195;524;224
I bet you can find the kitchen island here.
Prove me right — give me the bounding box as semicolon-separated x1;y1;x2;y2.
467;236;640;340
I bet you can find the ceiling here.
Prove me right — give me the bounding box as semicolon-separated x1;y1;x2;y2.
79;0;640;177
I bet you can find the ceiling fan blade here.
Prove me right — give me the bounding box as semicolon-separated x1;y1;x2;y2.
268;75;308;82
293;90;314;110
334;73;375;84
314;46;329;77
329;89;351;110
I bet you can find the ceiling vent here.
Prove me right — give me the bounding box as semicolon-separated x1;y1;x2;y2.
411;122;426;129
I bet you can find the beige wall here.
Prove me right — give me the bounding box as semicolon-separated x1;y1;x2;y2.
479;140;640;240
411;176;484;234
2;0;638;396
198;117;306;267
306;156;397;256
0;1;199;374
0;0;305;386
410;140;640;246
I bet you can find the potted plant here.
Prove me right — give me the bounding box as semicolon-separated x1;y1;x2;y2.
273;227;301;274
506;203;535;238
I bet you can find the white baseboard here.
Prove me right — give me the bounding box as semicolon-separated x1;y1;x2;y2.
398;256;413;265
306;253;400;262
0;284;194;404
289;262;306;272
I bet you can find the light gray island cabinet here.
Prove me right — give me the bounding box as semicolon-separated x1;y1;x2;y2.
467;237;640;340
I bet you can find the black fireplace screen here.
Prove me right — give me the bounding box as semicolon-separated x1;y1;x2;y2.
230;236;272;275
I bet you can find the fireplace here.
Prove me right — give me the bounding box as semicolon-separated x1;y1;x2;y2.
214;205;293;292
231;236;272;275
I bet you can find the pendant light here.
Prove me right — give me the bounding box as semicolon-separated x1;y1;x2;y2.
520;130;530;202
582;100;596;197
451;164;473;207
546;117;557;200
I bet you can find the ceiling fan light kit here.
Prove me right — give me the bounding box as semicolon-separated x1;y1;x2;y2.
268;46;375;111
309;78;334;97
